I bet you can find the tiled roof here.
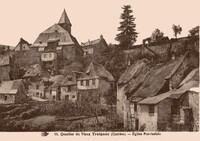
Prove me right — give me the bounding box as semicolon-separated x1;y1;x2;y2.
0;79;23;94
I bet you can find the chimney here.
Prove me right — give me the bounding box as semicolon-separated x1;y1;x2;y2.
88;39;91;45
100;34;103;40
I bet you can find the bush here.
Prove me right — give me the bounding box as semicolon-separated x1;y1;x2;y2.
20;106;40;120
21;112;29;120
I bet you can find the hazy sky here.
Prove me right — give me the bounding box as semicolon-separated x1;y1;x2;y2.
0;0;199;46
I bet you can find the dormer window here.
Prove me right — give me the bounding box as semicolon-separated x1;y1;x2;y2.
80;80;83;86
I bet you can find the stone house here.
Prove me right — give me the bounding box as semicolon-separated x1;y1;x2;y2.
23;64;45;99
0;79;27;104
0;54;18;82
138;68;199;131
77;62;115;106
47;75;64;101
31;9;83;71
81;35;108;56
117;51;199;130
12;38;39;68
50;72;82;102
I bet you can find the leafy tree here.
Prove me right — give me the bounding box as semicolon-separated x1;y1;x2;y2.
104;46;126;81
172;24;182;38
189;26;199;36
150;29;164;42
115;5;138;50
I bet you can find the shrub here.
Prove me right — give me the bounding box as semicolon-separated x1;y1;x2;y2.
21;112;29;120
20;107;39;120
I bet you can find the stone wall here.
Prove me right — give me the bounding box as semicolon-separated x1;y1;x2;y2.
138;104;158;131
0;94;15;104
78;79;111;105
12;48;40;68
0;66;10;82
157;99;173;131
188;91;199;131
170;52;199;89
123;36;198;65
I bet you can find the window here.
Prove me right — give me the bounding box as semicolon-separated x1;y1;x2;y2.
49;53;52;58
36;85;39;89
4;96;7;101
149;105;155;115
65;95;69;101
134;103;137;112
72;95;75;99
80;80;83;86
44;54;46;58
36;92;39;96
92;79;95;85
86;80;89;86
68;86;71;92
68;77;72;81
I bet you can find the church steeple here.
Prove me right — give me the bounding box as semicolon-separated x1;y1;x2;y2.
58;9;72;34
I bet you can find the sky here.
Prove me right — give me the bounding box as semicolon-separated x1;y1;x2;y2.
0;0;199;46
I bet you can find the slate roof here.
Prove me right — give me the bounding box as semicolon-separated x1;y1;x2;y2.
78;63;115;82
118;58;149;85
58;9;71;25
81;38;101;47
0;79;23;94
13;38;30;51
49;75;64;83
52;75;76;88
138;68;199;105
32;24;74;47
23;64;41;77
138;81;199;105
179;68;199;87
133;62;177;98
165;51;189;79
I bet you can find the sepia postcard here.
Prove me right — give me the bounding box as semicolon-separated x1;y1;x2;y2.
0;0;199;140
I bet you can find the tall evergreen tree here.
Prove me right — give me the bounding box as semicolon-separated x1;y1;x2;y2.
115;5;138;50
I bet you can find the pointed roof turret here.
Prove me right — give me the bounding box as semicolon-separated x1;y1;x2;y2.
58;9;71;26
